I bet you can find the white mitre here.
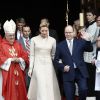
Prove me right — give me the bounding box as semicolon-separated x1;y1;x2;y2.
3;19;16;34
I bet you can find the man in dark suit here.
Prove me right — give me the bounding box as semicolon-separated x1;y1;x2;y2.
18;25;31;91
18;25;31;51
54;25;93;100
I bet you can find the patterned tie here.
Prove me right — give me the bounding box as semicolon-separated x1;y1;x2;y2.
25;39;30;56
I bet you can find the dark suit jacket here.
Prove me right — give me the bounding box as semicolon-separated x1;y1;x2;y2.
15;30;19;40
54;38;93;81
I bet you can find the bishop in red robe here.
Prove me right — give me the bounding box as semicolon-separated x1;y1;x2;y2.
0;19;29;100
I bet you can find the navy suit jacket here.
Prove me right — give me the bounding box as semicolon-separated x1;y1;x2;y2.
54;38;93;81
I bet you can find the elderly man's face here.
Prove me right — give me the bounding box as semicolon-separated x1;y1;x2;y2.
64;25;74;40
5;33;15;45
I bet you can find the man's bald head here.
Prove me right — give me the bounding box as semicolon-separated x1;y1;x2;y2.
64;25;75;40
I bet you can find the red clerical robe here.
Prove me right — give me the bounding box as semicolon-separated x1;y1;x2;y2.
0;39;29;100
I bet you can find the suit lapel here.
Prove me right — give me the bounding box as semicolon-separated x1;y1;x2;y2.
72;38;77;55
63;39;78;56
63;40;71;55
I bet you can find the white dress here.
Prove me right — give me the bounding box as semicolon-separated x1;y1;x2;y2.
27;35;61;100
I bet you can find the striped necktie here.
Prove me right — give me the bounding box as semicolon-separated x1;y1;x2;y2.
25;39;30;56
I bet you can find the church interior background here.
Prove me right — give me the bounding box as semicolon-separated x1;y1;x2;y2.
0;0;100;41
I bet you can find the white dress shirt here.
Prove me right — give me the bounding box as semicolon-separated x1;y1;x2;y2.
66;39;77;68
17;30;23;40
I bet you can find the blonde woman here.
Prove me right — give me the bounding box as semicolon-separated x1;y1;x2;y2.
27;22;61;100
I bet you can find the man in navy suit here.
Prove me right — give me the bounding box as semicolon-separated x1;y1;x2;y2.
54;25;93;100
